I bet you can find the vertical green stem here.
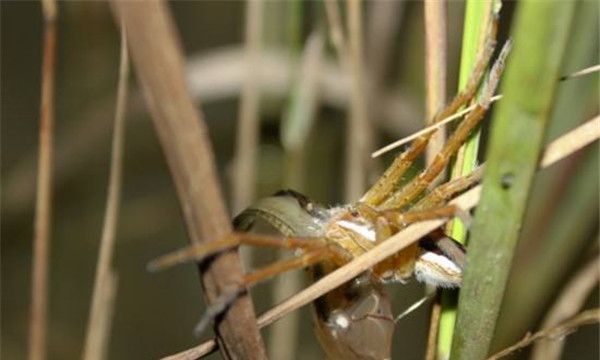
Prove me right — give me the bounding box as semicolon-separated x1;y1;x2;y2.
437;1;493;359
451;1;575;359
493;1;599;348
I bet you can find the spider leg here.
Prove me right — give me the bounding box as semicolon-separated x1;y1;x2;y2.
147;232;330;272
381;39;512;210
243;247;345;286
360;15;499;207
193;247;345;337
382;205;459;229
414;165;484;211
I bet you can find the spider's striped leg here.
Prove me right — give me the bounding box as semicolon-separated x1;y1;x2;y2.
381;39;512;210
413;165;484;211
360;15;499;207
147;232;332;272
243;247;347;286
382;205;458;228
193;246;347;337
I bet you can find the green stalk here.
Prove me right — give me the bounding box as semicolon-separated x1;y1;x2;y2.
437;1;494;359
450;1;575;359
493;0;599;349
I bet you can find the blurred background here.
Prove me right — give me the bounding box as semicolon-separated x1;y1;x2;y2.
1;1;598;359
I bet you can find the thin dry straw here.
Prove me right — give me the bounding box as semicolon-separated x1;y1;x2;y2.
487;308;600;360
82;24;129;360
373;63;600;159
161;116;600;360
559;64;600;81
232;0;263;214
372;95;503;158
324;0;369;201
531;253;600;360
29;1;57;359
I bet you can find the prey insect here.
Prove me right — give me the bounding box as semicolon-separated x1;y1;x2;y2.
149;14;511;360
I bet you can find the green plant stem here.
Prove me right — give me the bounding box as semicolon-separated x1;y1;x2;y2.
437;1;493;359
493;0;599;349
450;1;576;359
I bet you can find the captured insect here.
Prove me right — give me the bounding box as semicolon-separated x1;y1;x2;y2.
148;12;511;360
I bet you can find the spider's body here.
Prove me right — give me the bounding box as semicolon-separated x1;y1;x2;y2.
149;14;512;360
232;189;466;360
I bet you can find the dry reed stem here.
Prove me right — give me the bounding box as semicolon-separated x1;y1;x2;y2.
323;0;347;62
324;0;369;201
487;308;600;360
423;1;448;355
424;0;448;168
81;24;128;360
163;116;600;360
531;252;600;360
83;270;118;360
232;0;263;214
345;0;371;201
366;0;404;103
371;95;503;158
540;115;600;167
559;64;600;81
425;295;442;360
29;2;57;359
109;1;266;358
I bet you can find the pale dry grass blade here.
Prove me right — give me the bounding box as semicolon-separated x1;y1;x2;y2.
424;0;448;168
232;0;264;214
531;253;600;360
423;0;447;354
345;0;371;201
83;271;119;360
324;0;370;201
29;1;57;359
540;115;599;168
371;95;503;158
82;24;129;360
487;308;600;360
560;64;600;81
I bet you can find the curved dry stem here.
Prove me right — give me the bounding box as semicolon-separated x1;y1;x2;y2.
487;308;600;360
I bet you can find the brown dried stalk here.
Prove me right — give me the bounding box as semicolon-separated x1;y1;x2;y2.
424;0;448;167
232;0;263;214
487;308;600;360
163;116;600;359
81;23;128;360
345;0;371;201
531;253;600;360
324;0;370;201
29;1;57;359
109;1;266;359
423;1;447;356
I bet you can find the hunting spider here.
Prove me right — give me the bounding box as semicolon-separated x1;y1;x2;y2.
149;13;511;360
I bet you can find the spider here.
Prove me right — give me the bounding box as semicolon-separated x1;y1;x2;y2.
148;14;511;360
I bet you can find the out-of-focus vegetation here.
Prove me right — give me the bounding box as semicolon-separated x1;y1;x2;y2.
1;1;597;359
